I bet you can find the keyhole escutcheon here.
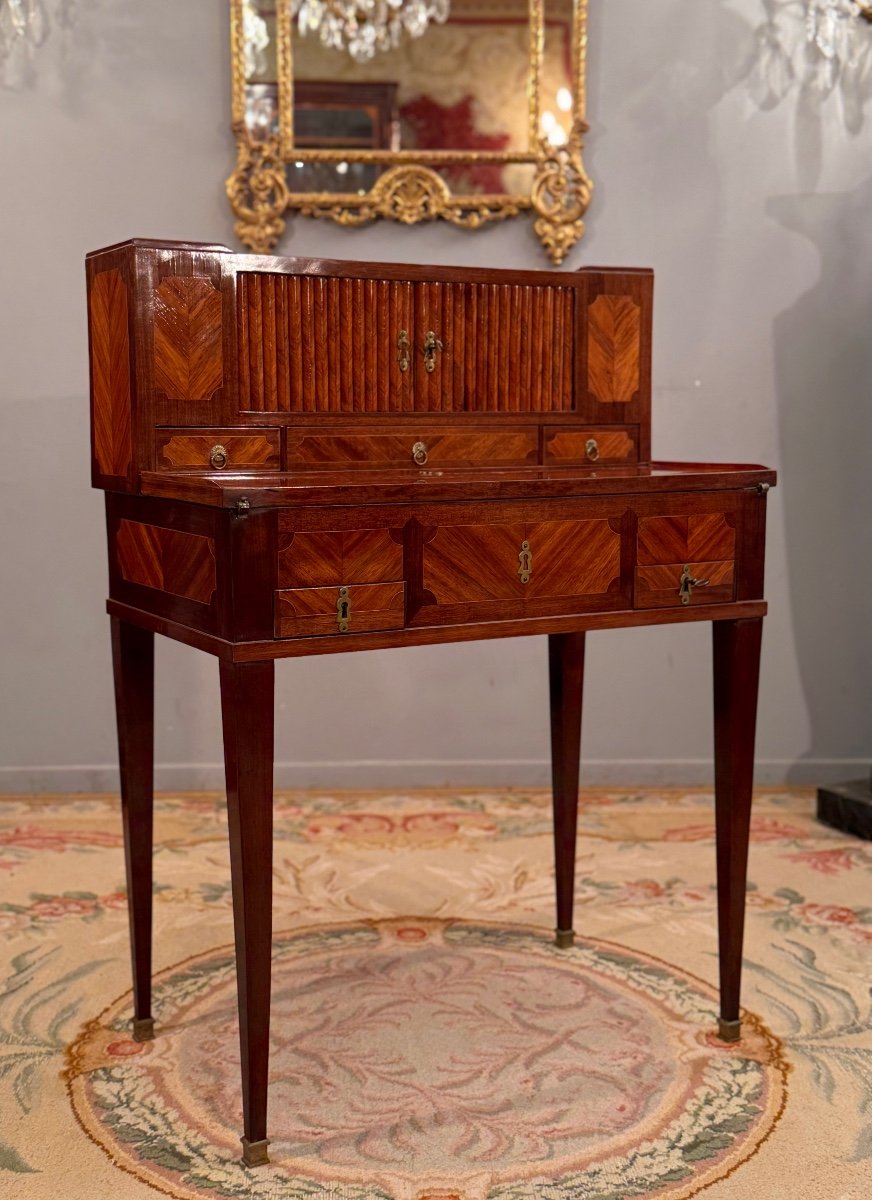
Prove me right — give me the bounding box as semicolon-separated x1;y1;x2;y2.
336;586;351;632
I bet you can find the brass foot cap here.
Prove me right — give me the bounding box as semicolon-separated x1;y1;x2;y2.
555;929;575;949
718;1018;742;1043
132;1017;155;1042
241;1138;270;1168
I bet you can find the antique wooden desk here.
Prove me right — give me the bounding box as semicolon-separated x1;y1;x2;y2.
87;239;775;1166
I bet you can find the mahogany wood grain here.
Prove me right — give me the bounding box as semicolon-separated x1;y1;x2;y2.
635;560;735;609
153;277;223;402
549;633;585;943
220;659;275;1157
111;618;154;1037
277;526;403;587
587;295;641;404
712;617;763;1039
275;582;405;637
544;428;638;465
638;512;736;566
155;430;281;471
116;520;217;605
286;428;538;470
90;269;133;482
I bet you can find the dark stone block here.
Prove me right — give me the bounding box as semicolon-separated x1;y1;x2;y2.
816;778;872;841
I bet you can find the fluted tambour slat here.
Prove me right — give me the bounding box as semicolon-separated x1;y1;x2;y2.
238;273;574;413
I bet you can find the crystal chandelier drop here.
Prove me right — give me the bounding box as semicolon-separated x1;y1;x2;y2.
0;0;48;87
749;1;872;129
290;0;451;64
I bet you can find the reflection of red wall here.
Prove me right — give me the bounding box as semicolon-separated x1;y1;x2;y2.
399;94;510;193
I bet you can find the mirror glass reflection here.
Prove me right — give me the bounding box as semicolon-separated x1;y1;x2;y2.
242;0;573;196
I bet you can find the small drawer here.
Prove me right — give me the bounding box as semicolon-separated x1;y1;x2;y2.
287;428;538;470
635;561;735;609
277;526;403;589
544;427;638;465
155;429;281;472
275;582;405;638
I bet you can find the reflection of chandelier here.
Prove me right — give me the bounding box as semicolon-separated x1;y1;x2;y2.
749;1;872;129
291;0;451;64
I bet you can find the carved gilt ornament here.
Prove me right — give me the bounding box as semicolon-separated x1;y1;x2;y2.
226;0;593;265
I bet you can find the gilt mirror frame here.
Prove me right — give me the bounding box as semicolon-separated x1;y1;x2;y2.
226;0;592;265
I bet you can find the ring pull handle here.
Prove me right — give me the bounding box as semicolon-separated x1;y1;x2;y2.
585;438;599;463
397;329;410;373
678;565;711;606
412;441;429;466
422;330;443;374
209;444;228;469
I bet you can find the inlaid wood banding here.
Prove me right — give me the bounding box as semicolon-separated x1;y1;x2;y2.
90;269;132;479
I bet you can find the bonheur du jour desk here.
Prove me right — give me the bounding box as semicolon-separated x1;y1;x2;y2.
87;240;775;1166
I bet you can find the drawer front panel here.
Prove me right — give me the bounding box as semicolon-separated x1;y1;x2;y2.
239;272;574;414
636;511;736;609
636;560;735;609
287;428;538;470
155;429;281;472
420;514;625;618
275;583;405;638
544;427;638;465
277;527;403;588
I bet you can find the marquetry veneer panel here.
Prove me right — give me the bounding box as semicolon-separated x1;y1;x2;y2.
638;513;736;566
90;269;132;479
275;583;405;638
587;294;641;404
239;272;574;414
155;429;281;471
423;518;622;605
277;526;403;588
153;277;223;402
544;427;638;465
287;428;538;470
115;520;217;605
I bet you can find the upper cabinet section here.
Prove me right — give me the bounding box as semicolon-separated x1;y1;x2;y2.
86;242;653;491
238;272;576;414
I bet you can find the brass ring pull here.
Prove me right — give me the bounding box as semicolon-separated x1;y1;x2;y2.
209;444;228;469
585;438;599;462
412;441;429;466
678;565;711;606
397;329;410;373
423;330;443;374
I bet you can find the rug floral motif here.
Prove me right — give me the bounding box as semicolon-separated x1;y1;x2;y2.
1;788;871;1199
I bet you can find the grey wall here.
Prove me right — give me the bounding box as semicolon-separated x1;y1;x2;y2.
1;0;869;791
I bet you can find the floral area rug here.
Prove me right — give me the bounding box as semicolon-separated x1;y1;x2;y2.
1;788;870;1199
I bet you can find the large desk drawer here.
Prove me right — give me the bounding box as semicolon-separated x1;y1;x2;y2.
416;507;629;623
287;428;538;470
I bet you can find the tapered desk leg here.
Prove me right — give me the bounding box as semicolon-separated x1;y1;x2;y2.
220;660;275;1168
549;633;586;950
712;617;763;1043
110;617;155;1043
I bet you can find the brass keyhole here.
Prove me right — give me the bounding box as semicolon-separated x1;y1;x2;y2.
678;565;711;606
423;330;443;374
336;586;351;632
397;329;410;373
518;539;533;584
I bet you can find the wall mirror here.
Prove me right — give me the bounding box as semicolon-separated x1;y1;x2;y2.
227;0;592;264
